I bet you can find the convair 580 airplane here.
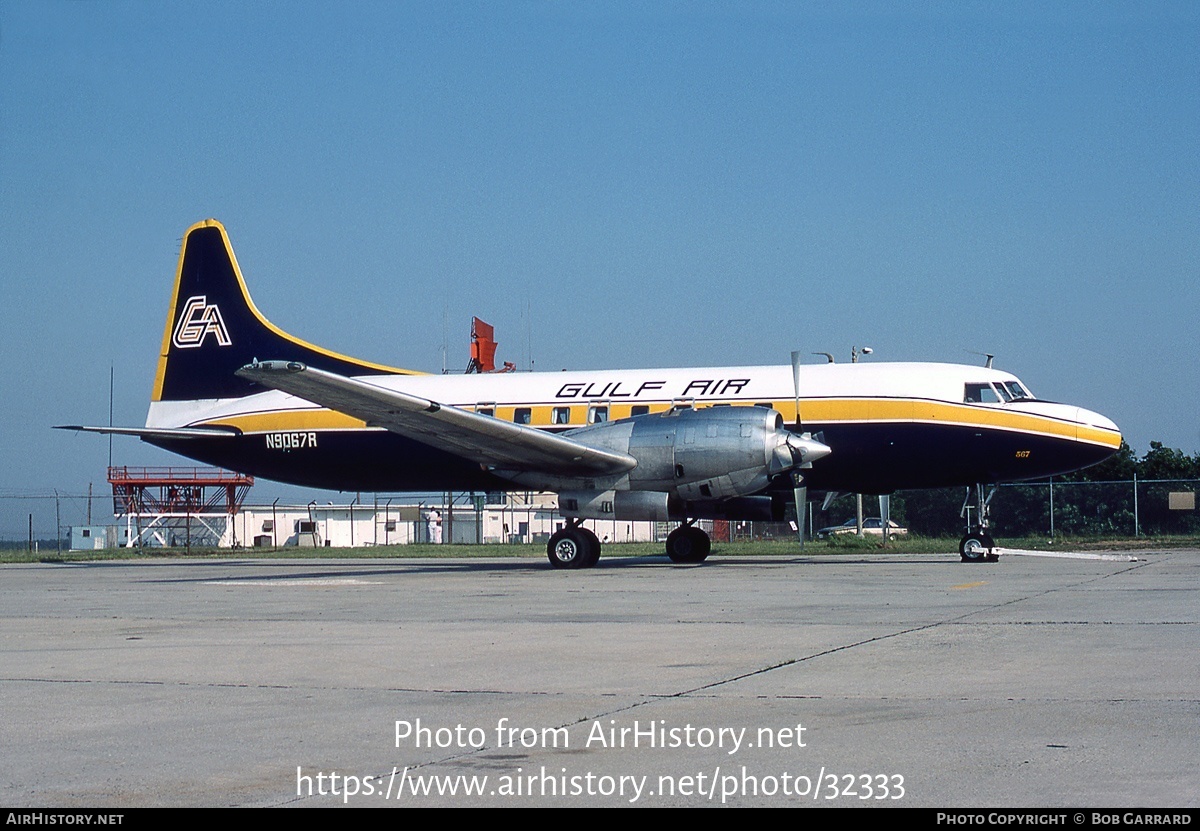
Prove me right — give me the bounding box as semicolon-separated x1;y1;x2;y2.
61;220;1122;567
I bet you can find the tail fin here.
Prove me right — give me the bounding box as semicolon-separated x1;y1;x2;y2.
152;220;418;402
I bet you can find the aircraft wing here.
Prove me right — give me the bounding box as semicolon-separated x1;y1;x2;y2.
235;361;637;476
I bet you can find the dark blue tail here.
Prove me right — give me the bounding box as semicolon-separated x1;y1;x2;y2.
152;220;414;402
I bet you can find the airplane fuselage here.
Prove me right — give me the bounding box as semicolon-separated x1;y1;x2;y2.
145;361;1120;495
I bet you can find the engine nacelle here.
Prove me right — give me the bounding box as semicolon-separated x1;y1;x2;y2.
551;406;829;520
559;490;671;521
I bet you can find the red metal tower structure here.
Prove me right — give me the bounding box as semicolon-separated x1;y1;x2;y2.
108;466;254;548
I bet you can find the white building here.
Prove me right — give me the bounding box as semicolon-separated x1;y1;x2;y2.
223;499;662;548
73;495;663;550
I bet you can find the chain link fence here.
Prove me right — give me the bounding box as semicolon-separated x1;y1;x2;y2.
846;479;1200;539
0;491;100;552
993;478;1199;537
2;478;1198;550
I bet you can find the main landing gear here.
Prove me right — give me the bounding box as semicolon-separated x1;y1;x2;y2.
959;484;1000;563
546;520;601;569
665;521;710;564
546;519;714;568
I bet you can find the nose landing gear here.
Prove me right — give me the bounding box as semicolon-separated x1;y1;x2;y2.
959;484;1000;563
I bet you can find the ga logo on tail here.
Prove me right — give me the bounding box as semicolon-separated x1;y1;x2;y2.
172;295;232;348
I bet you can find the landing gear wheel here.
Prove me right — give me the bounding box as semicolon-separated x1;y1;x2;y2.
959;533;995;563
548;528;595;569
666;526;711;564
960;485;1000;563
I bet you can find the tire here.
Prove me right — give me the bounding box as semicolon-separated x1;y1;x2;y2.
578;528;602;568
666;526;711;564
959;533;992;563
548;528;588;569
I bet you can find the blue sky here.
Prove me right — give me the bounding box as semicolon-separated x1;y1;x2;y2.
1;2;1197;529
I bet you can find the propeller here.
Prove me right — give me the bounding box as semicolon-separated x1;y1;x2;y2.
787;350;825;545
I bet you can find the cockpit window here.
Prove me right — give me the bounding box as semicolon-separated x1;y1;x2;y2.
964;383;1001;404
965;381;1035;404
1004;381;1032;401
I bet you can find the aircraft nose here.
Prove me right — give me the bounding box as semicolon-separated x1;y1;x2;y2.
1077;407;1120;435
1073;406;1123;464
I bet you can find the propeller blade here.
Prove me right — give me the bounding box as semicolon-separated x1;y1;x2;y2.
879;494;891;546
790;350;802;427
788;350;824;549
793;477;807;547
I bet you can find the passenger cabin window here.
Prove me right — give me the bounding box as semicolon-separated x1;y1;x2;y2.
476;405;495;417
588;405;609;424
552;406;571;425
631;405;650;417
964;383;1002;404
513;407;532;425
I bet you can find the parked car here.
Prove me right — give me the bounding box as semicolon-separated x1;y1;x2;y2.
815;517;908;540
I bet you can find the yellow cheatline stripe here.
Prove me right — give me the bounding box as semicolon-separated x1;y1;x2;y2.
152;219;425;402
1077;424;1123;448
202;410;368;432
194;396;1121;449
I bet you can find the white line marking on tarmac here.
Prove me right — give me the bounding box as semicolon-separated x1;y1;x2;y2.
203;578;384;586
996;548;1142;562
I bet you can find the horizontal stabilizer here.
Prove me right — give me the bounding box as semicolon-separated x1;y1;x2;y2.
55;425;242;440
